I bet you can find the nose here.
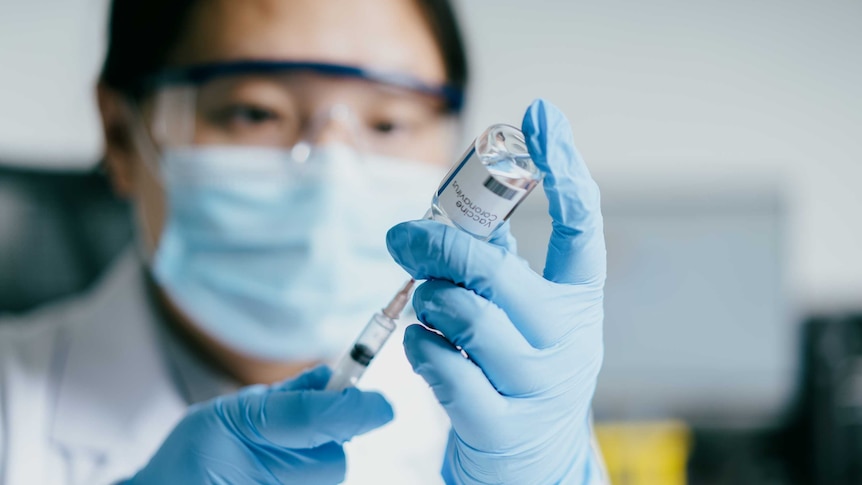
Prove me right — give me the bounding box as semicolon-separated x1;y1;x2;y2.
305;104;362;148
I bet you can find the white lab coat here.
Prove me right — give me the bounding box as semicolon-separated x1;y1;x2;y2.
0;251;450;484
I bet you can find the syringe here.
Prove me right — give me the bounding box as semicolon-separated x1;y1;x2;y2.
325;279;416;391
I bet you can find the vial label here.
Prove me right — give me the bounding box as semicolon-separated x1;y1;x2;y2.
436;148;526;238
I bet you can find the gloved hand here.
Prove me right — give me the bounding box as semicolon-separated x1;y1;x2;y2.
128;366;393;484
387;99;606;484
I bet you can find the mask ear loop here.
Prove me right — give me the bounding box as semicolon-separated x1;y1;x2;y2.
118;95;173;266
123;85;196;180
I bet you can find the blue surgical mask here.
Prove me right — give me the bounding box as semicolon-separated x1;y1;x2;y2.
146;145;442;361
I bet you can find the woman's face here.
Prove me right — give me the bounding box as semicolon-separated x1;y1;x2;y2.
105;0;454;251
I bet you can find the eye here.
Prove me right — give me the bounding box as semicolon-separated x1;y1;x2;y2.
370;117;416;136
206;104;282;131
373;120;398;134
221;105;279;125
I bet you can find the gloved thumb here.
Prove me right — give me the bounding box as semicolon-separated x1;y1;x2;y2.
228;386;394;449
272;365;332;392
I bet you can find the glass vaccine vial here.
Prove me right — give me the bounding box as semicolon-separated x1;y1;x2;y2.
428;124;543;240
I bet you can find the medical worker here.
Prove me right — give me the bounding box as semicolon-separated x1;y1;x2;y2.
0;0;606;483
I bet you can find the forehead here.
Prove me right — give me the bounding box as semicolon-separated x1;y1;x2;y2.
172;0;447;85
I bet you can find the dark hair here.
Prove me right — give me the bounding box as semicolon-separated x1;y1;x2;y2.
100;0;469;97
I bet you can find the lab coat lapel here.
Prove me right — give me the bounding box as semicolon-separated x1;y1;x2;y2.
50;251;187;474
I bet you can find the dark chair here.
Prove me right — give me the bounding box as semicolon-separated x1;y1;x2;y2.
0;163;132;315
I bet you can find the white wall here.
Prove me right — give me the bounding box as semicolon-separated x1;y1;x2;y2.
0;0;107;165
0;0;860;304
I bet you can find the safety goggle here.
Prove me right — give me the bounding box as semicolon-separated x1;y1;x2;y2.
129;61;464;161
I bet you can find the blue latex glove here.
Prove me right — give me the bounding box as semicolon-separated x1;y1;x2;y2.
387;99;606;484
128;366;393;484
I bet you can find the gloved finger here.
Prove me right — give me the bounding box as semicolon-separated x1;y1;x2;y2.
389;220;572;349
413;280;543;396
229;387;394;449
273;365;332;392
485;220;518;254
268;442;346;485
403;323;506;445
522;99;606;286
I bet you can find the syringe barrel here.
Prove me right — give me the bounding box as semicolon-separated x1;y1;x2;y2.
355;312;397;356
325;312;396;391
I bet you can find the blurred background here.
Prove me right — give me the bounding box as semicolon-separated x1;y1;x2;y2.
1;0;860;483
